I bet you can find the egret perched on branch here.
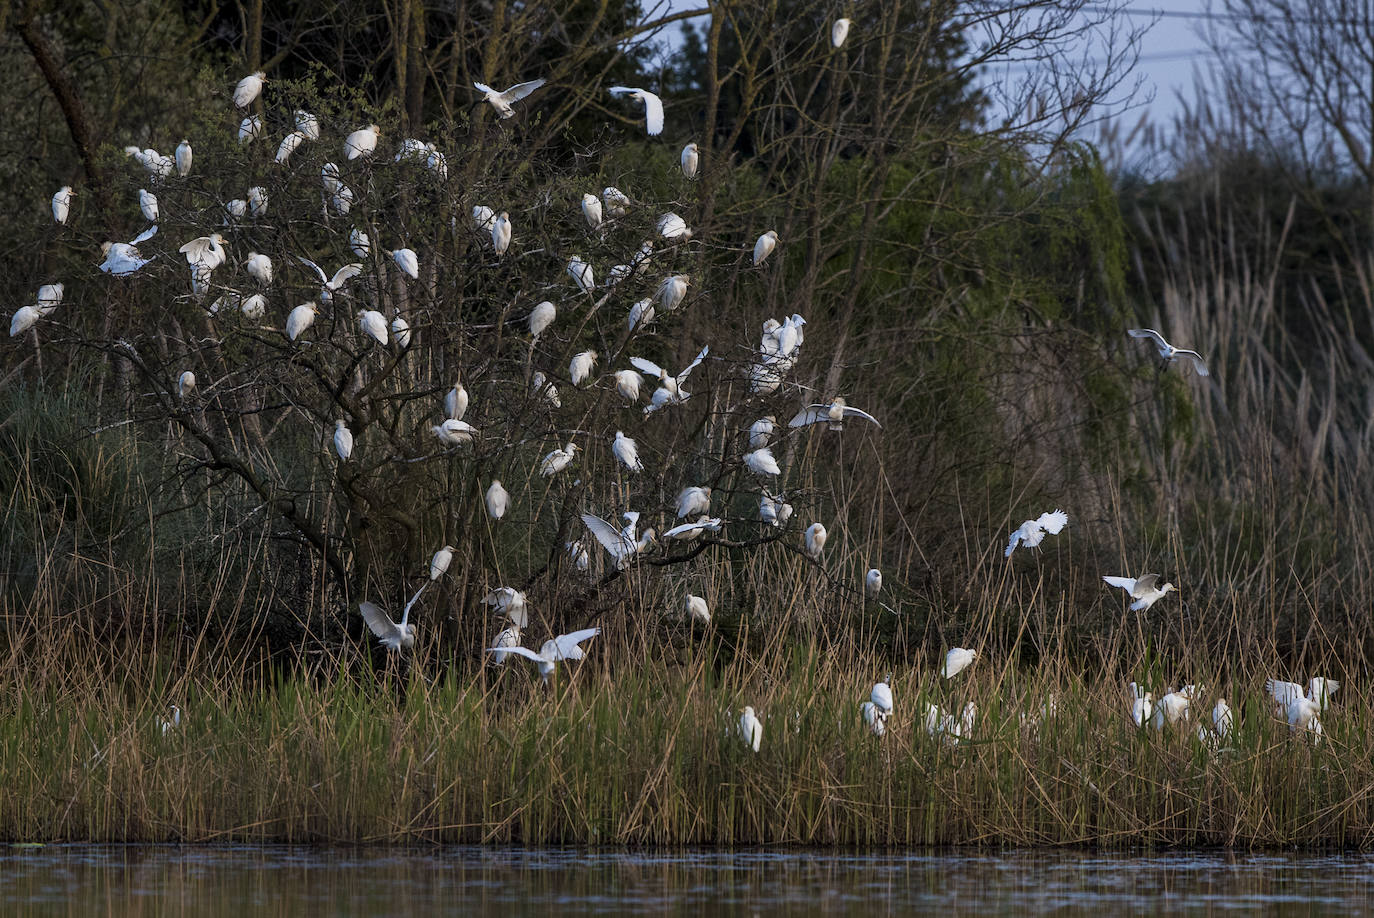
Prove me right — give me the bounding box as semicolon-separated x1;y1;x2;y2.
612;431;643;472
531;371;561;408
101;226;159;276
628;298;655;331
474;78;547;118
36;283;63;314
1102;574;1176;611
10;306;40;337
298;258;363;303
138;189;158;222
656;274;690;312
245;252;273;285
744;448;781;477
1151;689;1193;728
429;545;455;580
539;443;578;477
602;186;631;216
608;86;665;135
656;212;692;240
760;494;794;527
332;420;353;461
1267;677;1340;712
175;139;192;176
1129;682;1154;727
445;382;469;420
486;481;510;520
275;131;307;164
1004;509;1069;557
789;397;882;431
51;186;75;224
247;185;268;217
860;702;886;735
344;124;380;160
676;486;712;519
491;211;512;254
685;594;711;626
489;624;521;665
804;523;827;560
349;228;370;257
865;569;882;597
432;419;478;447
662;517;723;541
567;256;594;293
738;707;763;752
871;677;894;717
177;371;196;398
391;248;420;280
360;600;416;653
831;18;852;48
749;417;776;450
570;350;597;387
943;648;976;679
615;369;644;403
295;110;320;140
680;142;699;179
528;300;556;337
753;230;778;266
239;115;262;144
286;304;318;342
357;309;389;346
233;71;266;108
179;233;227;271
472;205;496;234
239;294;267;321
390;314;412;348
582;193;603;229
1127;328;1209;376
491;628;601;683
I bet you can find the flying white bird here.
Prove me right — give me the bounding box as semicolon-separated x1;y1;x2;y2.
582;193;603;228
1127;328;1209;376
804;522;827;560
570;350;598;387
391;248;419;280
631;345;709;414
539;443;578;477
860;701;886;736
481;588;529;627
612;430;643;472
567;256;594;293
608;86;665;135
789;397;882;431
485;481;510;520
615;369;644;403
656;274;690;312
286;304;318;342
432;419;478;447
1004;509;1069;557
581;511;654;569
474;78;547;118
238;115;262;144
295;110;320;140
680;142;699;179
298;258;363;303
685;594;711;626
656;212;692;240
831;17;852;48
871;677;894;716
445;382;469;420
676;486;712;519
344;124;380;160
1102;574;1176;611
100;226;160;276
333;420;354;460
493;628;601;683
360;600;416;652
745;448;781;476
175;139;192;176
943;648;977;679
138;189;158;222
177;370;196;398
51;186;75;224
233;71;266;108
865;569;882;597
357;309;389;346
602;186;631;216
179;232;227;271
245;252;273;285
661;517;723;541
491;211;512;254
1267;677;1340;712
753;230;778;266
738;706;763;752
1129;682;1154;727
275;131;307;165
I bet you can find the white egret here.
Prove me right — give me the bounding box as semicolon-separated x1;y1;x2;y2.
804;522;827;560
760;494;794;527
286;304;318;342
100;226;159;276
395;137;428;162
686;594;711;626
275;131;307;165
51;186;75;224
738;707;763;752
158;704;182;735
445;382;469;420
608;86;665;135
36;283;64;315
177;370;196;398
225;198;248;219
429;545;454;581
831;18;852;48
662;517;723;541
298;258;363;303
432;419;478;447
349;228;371;257
1151;690;1192;728
238;114;262;144
582;193;603;228
631;345;709;414
390;314;411;349
357;309;389;346
333;420;354;460
173;139;192;176
656;212;692;240
485;481;510;520
391;248;420;280
10;306;40;337
481;587;529;627
528;300;556;338
472;205;496;234
344;124;380;160
1129;682;1154;727
294;110;320;140
602;186;631;216
209;292;240;315
744;447;781;476
615;369;644;403
1213;699;1234;739
491;211;512;254
239;294;266;321
245;252;273;285
570;350;598;387
247;185;268;217
628;298;655;331
656;274;690;312
138;189;158;222
1267;677;1340;712
581;512;653;569
566;539;591;573
871;677;894;716
474;78;547;118
676;486;712;519
943;648;976;679
491;628;600;683
749;416;776;449
539;443;578;476
680;142;699;179
1102;574;1176;611
789;397;882;431
611;430;643;472
489;624;521;665
233;71;266;108
567;256;595;293
865;569;882;597
531;370;561;408
360;600;416;652
1127;328;1209;376
328;182;354;216
753;230;778;266
861;701;886;736
605;264;631;287
179;233;227;271
1004;509;1069;557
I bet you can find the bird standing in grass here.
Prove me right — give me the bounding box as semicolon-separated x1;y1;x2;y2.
739;706;763;752
943;648;976;679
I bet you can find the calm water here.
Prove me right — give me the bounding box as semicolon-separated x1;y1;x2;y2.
1;845;1370;916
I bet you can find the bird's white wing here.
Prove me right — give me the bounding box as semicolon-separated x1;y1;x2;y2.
581;513;633;559
1102;576;1137;592
501;78;546;103
1131;573;1160;596
1127;327;1167;344
474;81;496;95
1004;525;1026;558
629;356;666;379
551;627;601;660
1176;349;1210;377
1266;679;1305;706
1036;509;1068;534
840;405;882;428
661;521;705;539
676;345;709;385
607;86;636;97
788;406;830;428
298;257;328;283
641;91;664;135
492;645;545;664
360;601;398;639
329;263;364;289
131;225;159;245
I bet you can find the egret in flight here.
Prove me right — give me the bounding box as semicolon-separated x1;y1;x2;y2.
1004;509;1069;557
491;628;601;683
608;86;665;135
1127;328;1209;376
360;599;416;652
789;398;881;431
1102;574;1176;611
474;79;547;118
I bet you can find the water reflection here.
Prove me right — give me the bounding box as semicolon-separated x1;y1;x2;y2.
1;845;1371;916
